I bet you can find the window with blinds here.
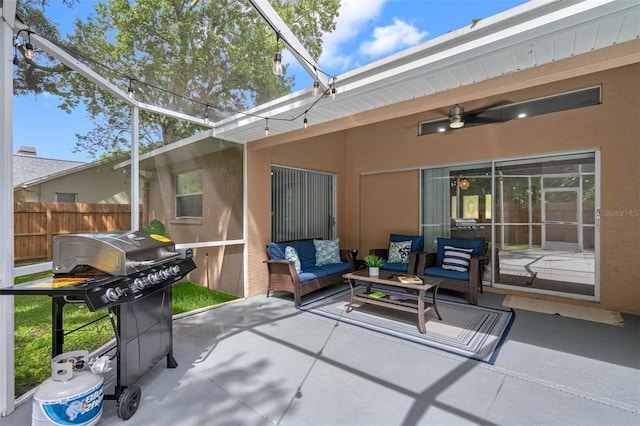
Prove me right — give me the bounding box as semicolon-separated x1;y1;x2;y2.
271;166;336;242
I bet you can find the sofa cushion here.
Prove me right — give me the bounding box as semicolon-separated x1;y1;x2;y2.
296;239;318;271
285;246;302;274
388;240;412;263
314;239;341;266
423;266;469;281
319;262;352;276
298;268;328;283
381;262;409;273
268;242;287;260
436;237;484;267
390;233;424;253
441;246;473;272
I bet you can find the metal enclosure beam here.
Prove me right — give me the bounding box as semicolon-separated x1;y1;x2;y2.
247;0;330;91
0;7;17;417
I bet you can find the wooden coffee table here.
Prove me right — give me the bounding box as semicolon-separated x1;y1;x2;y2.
342;269;442;333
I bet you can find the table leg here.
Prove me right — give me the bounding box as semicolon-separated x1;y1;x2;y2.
346;278;355;312
417;288;426;333
432;284;442;320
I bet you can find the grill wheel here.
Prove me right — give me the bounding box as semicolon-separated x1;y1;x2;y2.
117;384;141;420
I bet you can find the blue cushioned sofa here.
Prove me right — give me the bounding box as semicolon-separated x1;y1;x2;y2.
265;239;354;306
369;233;424;274
416;237;486;304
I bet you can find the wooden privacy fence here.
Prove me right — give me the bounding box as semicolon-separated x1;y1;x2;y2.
14;202;143;264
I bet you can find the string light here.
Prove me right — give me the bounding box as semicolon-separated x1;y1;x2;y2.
24;31;34;60
312;80;320;96
127;78;135;99
18;28;339;138
272;34;283;76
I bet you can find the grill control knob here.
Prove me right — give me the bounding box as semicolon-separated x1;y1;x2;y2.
170;265;181;276
159;269;172;280
105;288;121;302
133;278;146;290
147;272;161;284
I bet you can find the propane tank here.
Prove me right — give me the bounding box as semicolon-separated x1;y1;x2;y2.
32;351;104;426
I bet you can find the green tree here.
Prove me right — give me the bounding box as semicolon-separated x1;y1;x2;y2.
14;0;340;158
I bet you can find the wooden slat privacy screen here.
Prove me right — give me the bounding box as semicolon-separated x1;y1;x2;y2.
14;202;143;264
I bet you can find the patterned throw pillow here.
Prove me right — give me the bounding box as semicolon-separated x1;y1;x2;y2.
388;240;412;264
285;246;302;274
313;239;341;266
441;245;473;272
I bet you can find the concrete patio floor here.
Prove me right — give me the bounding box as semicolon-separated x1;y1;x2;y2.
2;286;638;425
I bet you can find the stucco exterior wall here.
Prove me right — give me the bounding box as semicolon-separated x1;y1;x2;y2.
246;41;640;314
29;166;136;203
146;144;244;296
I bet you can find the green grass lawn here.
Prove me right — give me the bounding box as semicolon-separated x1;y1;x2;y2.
12;273;236;397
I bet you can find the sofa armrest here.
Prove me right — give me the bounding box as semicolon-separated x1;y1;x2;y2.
340;249;356;271
263;259;300;281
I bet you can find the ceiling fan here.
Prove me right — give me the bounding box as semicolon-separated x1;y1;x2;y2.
445;101;511;129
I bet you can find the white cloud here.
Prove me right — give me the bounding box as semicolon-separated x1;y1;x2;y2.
360;18;429;57
319;0;388;72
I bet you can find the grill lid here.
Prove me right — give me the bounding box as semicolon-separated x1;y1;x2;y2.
53;231;179;276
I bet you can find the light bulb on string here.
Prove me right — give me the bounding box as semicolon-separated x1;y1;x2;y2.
24;32;34;60
127;79;135;100
303;114;308;129
312;80;320;96
265;118;269;136
204;104;210;125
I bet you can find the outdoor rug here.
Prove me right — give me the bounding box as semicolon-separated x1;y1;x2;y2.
299;286;514;364
502;295;624;327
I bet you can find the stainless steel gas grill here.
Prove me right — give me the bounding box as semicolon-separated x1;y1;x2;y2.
0;231;196;420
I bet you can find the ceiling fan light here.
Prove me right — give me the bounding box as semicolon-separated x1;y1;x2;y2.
449;104;465;128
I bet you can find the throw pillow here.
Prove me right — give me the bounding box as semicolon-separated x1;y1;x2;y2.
285;246;302;274
387;240;412;264
441;245;473;272
313;239;341;266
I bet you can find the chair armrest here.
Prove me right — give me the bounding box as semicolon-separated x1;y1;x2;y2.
369;248;388;259
416;252;437;272
407;251;424;275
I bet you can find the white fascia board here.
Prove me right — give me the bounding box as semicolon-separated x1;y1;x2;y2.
338;0;622;94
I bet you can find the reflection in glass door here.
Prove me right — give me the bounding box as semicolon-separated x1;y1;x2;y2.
421;151;599;301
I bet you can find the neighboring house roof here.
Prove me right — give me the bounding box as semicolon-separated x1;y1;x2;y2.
13;150;86;188
210;0;639;144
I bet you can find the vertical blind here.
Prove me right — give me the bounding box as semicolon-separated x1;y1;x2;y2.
271;166;336;242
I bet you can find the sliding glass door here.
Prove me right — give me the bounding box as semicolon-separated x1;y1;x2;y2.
421;151;599;300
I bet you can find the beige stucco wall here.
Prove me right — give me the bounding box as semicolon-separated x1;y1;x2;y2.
145;144;244;296
246;40;640;314
20;165;136;203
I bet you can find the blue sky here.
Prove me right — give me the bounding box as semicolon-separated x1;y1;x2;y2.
13;0;528;162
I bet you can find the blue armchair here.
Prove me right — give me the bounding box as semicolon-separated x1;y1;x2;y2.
369;233;424;275
416;237;487;304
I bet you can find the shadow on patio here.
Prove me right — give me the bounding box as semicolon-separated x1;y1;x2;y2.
2;287;638;426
